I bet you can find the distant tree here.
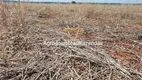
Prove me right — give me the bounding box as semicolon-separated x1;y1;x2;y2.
72;1;76;4
3;0;10;1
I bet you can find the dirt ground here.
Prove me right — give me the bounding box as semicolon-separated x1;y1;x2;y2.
0;2;142;80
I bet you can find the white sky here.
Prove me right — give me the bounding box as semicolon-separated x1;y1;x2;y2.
19;0;142;3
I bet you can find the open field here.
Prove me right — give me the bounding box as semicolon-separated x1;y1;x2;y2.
0;2;142;80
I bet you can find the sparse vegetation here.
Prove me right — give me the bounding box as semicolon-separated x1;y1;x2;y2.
0;1;142;80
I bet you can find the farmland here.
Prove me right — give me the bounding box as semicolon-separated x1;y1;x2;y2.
0;2;142;80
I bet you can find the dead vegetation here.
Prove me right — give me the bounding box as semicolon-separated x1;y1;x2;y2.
0;1;142;80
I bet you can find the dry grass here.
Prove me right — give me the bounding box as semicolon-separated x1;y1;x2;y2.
0;1;142;80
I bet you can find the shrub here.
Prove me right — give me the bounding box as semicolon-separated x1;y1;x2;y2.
72;1;76;4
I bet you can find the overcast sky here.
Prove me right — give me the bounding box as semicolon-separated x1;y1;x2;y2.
19;0;142;3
